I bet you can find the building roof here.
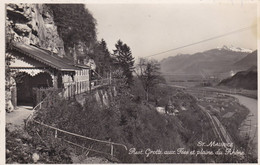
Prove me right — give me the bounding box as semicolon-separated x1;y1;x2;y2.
75;64;90;69
11;42;89;71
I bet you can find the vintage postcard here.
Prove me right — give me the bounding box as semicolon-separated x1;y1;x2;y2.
3;0;259;164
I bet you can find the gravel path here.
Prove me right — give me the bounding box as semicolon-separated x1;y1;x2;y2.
6;106;34;126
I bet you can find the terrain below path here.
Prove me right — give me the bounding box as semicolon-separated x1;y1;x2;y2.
198;104;232;144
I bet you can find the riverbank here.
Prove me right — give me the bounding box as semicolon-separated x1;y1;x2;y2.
204;86;257;99
229;94;257;157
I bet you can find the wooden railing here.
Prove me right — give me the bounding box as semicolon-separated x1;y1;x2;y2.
25;92;53;127
31;119;127;159
90;78;111;90
26;88;127;160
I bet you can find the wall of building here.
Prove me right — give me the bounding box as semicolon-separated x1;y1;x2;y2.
16;72;53;105
61;73;74;98
60;68;90;98
75;69;90;94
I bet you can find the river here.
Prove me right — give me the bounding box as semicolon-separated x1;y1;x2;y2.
229;94;257;155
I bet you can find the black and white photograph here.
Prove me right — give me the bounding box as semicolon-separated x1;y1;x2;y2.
4;1;258;164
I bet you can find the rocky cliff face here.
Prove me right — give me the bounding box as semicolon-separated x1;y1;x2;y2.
6;4;65;57
75;86;117;108
93;86;117;107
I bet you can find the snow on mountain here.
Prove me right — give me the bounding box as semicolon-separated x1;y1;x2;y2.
217;45;253;53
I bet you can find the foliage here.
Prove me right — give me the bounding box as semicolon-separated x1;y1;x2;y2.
32;87;63;106
47;4;97;58
28;82;193;163
6;124;72;164
5;53;15;90
25;78;256;163
92;39;113;77
113;40;135;86
220;105;251;149
5;24;16;91
130;77;147;102
135;58;166;100
5;51;26;91
47;4;115;80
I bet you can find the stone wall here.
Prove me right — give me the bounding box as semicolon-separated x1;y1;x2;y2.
75;86;117;108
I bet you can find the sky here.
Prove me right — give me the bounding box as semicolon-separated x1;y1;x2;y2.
86;2;257;61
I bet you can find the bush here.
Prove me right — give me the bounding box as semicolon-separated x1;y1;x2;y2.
6;125;72;164
28;85;192;163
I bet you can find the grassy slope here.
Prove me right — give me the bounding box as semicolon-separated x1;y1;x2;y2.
7;78;255;163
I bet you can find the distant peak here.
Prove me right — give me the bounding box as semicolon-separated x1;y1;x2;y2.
217;45;253;53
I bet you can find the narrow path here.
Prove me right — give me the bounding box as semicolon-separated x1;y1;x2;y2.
6;106;34;126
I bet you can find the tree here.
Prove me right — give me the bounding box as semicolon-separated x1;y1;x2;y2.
113;40;135;86
135;58;165;100
47;4;97;58
5;26;15;91
93;39;112;77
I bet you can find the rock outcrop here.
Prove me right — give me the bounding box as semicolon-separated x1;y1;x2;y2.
6;4;65;57
75;86;117;108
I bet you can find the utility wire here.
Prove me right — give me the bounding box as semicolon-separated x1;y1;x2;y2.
145;25;256;58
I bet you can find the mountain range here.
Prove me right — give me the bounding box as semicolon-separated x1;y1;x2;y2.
160;46;256;78
218;45;253;53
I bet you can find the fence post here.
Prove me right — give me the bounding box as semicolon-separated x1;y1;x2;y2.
111;144;114;157
109;138;114;157
55;129;58;138
109;72;112;85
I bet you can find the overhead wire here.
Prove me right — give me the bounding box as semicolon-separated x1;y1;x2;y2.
145;25;256;58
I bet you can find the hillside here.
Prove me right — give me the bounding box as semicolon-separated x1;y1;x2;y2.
6;4;257;164
160;47;250;76
219;66;257;90
24;84;191;163
232;50;257;71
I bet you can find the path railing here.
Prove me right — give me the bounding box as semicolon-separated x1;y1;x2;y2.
31;119;127;158
26;88;127;160
90;78;111;90
25;92;52;127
